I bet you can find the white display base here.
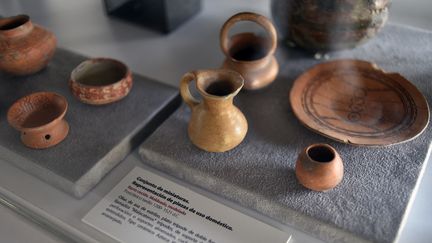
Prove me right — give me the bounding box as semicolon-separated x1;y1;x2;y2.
0;150;320;243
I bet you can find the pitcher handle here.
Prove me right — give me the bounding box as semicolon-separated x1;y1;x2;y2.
220;12;277;58
180;71;200;108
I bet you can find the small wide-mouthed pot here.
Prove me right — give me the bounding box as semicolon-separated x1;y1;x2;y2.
0;14;57;75
295;144;344;191
7;92;69;149
69;58;133;105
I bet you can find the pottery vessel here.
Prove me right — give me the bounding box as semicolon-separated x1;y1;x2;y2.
0;15;57;75
220;12;279;90
180;69;248;152
271;0;390;51
295;144;343;191
7;92;69;149
289;59;430;146
69;58;133;105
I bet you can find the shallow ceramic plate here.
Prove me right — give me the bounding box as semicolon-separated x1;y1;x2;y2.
290;59;430;146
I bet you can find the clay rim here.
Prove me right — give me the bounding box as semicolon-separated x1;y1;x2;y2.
0;15;29;30
7;92;68;132
305;144;336;164
70;58;131;89
195;69;244;100
220;12;277;63
289;59;430;146
0;15;32;36
226;33;273;64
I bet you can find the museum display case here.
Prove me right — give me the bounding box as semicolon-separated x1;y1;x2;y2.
0;1;431;242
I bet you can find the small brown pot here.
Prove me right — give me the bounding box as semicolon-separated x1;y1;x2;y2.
0;15;57;75
295;144;344;191
69;58;133;105
220;12;279;90
7;92;69;149
180;69;248;152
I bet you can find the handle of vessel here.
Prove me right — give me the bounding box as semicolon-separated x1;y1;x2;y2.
220;12;277;58
180;71;200;108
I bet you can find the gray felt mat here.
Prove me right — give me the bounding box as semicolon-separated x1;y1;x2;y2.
0;48;180;198
139;24;432;243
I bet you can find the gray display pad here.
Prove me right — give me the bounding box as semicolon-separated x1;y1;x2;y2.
140;25;432;243
0;48;180;198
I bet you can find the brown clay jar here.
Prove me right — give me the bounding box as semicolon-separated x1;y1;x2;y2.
271;0;390;51
220;12;279;90
7;92;69;149
180;69;248;152
69;58;133;105
295;144;344;191
0;15;57;75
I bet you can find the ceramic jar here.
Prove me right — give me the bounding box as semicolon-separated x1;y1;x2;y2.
7;92;69;149
180;69;248;152
295;144;343;191
220;12;279;90
271;0;390;51
0;15;57;75
69;58;133;105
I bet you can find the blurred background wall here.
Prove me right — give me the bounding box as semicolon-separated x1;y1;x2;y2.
390;0;431;30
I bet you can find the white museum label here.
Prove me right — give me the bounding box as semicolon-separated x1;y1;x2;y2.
83;166;291;243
